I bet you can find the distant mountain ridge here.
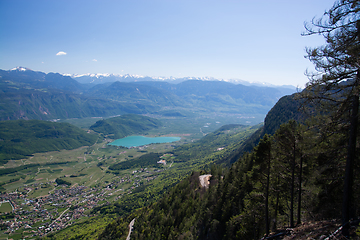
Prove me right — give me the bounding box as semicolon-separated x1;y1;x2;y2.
0;67;296;121
66;71;297;90
1;67;86;93
0;69;149;121
136;80;294;105
87;81;185;108
5;67;297;90
87;80;294;116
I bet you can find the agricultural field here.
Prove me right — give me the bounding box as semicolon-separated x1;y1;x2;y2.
0;202;13;213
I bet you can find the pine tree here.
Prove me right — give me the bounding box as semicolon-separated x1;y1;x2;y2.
254;134;272;235
302;0;360;235
273;120;300;228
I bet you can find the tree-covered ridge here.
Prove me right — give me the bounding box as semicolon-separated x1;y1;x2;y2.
263;93;304;136
0;119;98;163
231;93;305;156
89;114;162;139
171;124;257;166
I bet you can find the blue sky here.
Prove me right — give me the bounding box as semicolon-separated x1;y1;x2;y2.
0;0;334;87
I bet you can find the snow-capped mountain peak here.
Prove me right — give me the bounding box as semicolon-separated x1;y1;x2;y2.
66;73;114;78
11;66;31;72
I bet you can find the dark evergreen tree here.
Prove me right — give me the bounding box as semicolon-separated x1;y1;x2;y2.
256;134;272;235
273;120;301;228
302;0;360;235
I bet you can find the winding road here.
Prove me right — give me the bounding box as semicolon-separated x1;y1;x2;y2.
50;207;69;228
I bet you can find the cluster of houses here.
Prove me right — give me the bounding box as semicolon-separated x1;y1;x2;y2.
0;185;102;238
0;168;160;238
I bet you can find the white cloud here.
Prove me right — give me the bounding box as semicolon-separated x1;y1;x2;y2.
92;59;98;62
56;51;67;56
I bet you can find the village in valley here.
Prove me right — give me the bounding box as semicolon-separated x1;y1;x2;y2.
0;166;163;238
0;139;177;239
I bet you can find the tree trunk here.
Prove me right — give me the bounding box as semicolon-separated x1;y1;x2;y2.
265;154;270;235
290;142;296;228
272;177;280;232
342;72;359;236
297;156;303;225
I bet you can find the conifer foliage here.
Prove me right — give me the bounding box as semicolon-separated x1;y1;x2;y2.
302;0;360;235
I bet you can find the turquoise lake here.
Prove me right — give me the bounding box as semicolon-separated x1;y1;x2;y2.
108;135;181;148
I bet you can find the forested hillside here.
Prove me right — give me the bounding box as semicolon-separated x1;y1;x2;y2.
89;114;162;139
262;94;304;136
0;120;98;164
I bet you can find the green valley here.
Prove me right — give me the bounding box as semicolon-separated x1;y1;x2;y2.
0;113;260;240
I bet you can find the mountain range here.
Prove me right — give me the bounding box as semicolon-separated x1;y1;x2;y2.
65;70;298;90
0;67;296;121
